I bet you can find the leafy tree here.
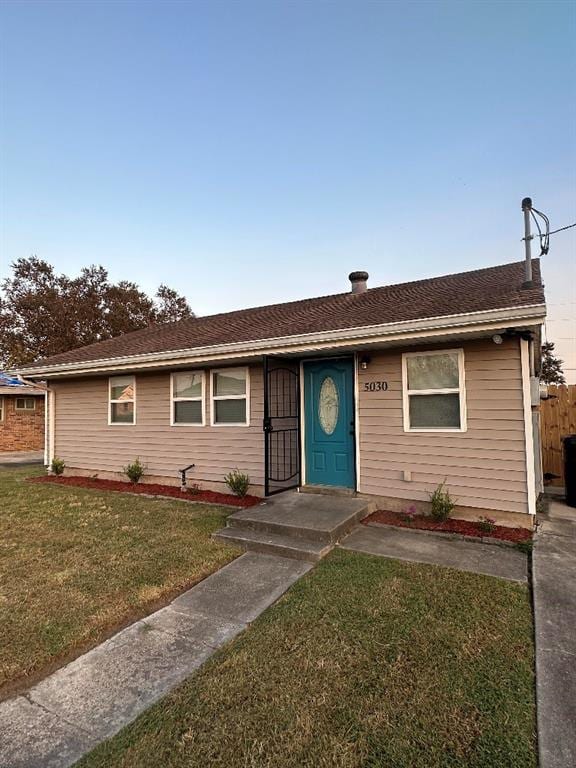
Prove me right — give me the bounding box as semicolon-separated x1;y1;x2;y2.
540;341;566;385
0;257;193;368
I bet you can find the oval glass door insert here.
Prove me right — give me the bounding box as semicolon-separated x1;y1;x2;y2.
318;376;339;435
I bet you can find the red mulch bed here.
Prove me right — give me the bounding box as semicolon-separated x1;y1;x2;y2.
29;475;261;508
363;510;532;542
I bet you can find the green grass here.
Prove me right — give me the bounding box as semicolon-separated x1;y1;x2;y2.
77;549;536;768
0;467;238;692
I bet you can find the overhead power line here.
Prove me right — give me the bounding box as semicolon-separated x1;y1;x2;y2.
548;223;576;235
521;219;575;248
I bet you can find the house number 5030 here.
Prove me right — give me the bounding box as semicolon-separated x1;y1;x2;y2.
363;381;388;392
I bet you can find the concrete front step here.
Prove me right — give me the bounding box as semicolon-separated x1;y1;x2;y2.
227;494;372;545
299;484;357;498
213;527;331;562
213;490;374;563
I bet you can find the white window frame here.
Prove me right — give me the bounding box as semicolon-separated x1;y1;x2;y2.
108;375;136;426
402;348;467;433
170;371;206;426
15;396;36;411
0;396;4;422
210;367;250;427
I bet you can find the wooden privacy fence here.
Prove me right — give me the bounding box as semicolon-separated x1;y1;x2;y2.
540;384;576;486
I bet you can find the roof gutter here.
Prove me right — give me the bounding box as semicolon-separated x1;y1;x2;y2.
18;303;546;379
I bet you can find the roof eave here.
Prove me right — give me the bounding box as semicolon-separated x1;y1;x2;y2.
0;387;46;396
18;302;547;379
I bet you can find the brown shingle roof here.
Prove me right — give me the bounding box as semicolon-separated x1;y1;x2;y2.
24;260;544;370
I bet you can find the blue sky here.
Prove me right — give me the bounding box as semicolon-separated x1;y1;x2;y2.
1;0;575;377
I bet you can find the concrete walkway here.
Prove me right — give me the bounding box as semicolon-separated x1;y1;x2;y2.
0;552;312;768
0;450;44;467
533;499;576;768
341;523;528;582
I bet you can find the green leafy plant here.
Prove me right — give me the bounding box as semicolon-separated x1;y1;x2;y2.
429;481;455;522
50;457;65;475
477;516;497;534
224;469;250;497
516;539;534;554
123;458;145;484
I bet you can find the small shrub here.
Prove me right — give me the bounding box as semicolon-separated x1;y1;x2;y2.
401;504;418;523
185;483;201;495
224;469;250;497
51;457;65;475
429;481;455;522
477;516;497;534
123;458;145;484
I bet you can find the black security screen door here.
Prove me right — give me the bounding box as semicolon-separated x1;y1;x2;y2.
263;356;301;496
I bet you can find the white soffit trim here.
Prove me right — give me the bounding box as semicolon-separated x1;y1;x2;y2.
19;303;546;378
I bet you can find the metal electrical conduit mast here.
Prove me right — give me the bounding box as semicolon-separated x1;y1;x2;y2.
521;196;550;289
521;196;575;287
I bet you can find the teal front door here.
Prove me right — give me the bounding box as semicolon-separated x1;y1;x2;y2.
303;359;355;488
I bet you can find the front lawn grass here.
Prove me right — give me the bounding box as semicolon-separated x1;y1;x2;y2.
0;467;238;694
77;549;536;768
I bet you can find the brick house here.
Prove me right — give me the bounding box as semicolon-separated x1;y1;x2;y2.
0;373;46;452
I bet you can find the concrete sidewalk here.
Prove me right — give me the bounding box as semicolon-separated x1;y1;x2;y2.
341;523;528;582
0;450;44;467
0;552;312;768
533;499;576;768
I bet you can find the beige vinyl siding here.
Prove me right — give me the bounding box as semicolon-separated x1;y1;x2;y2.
52;365;264;486
358;338;529;514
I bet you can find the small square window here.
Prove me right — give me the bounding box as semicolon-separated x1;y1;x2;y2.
171;372;204;425
402;350;466;432
211;368;249;426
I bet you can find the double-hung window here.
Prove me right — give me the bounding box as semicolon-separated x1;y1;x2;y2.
171;372;205;425
109;376;136;424
211;368;249;426
402;349;466;431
